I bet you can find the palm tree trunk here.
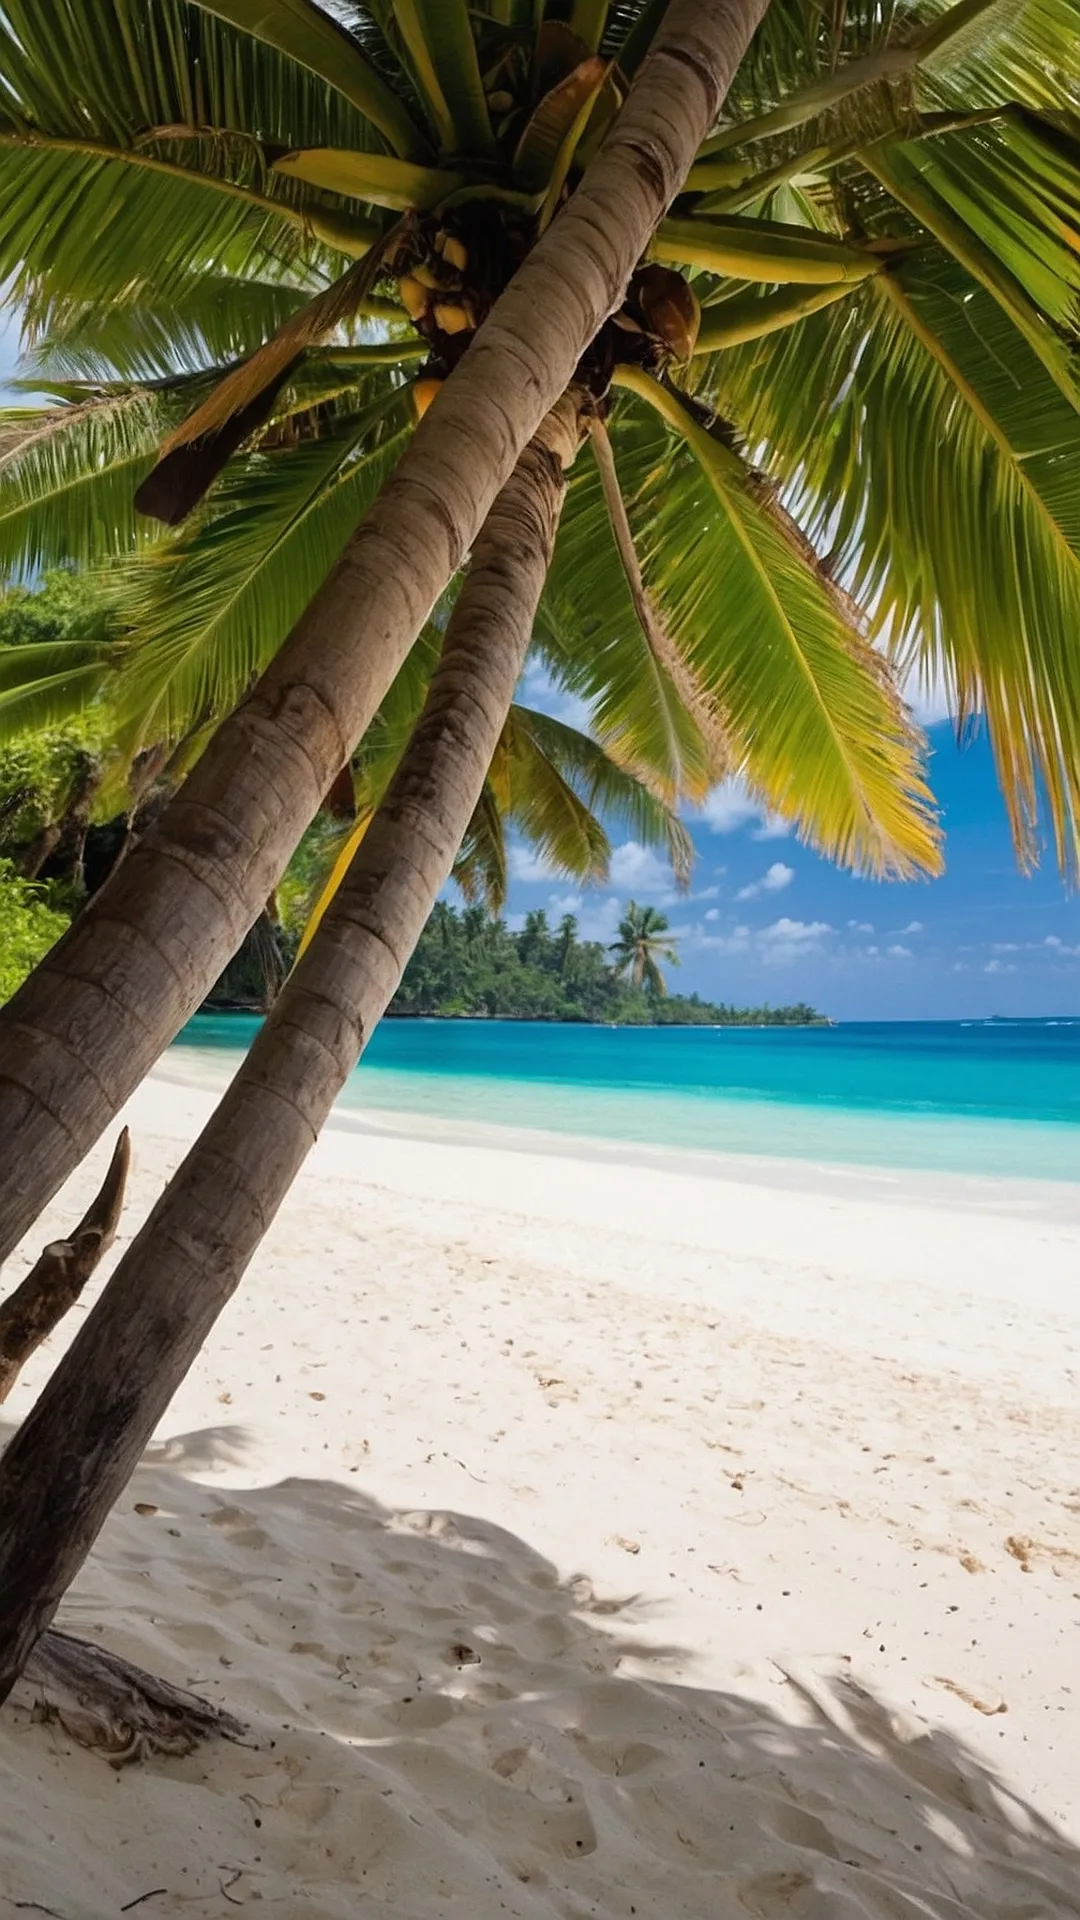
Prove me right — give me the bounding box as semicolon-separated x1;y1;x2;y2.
0;0;769;1267
0;402;579;1704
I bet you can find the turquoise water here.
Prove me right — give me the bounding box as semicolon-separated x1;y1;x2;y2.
174;1016;1080;1183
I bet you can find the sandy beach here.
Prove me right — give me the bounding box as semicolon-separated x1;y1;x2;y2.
1;1065;1079;1918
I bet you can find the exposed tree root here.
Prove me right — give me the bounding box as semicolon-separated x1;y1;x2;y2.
12;1628;247;1766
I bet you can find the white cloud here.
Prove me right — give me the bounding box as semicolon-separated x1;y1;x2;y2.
698;780;760;835
700;923;752;955
608;841;676;898
704;907;720;922
887;944;913;959
698;778;790;841
992;942;1019;953
752;813;791;842
507;842;559;884
896;920;924;936
736;861;794;902
547;892;582;917
758;917;833;965
1045;934;1062;948
985;958;1017;975
692;884;720;903
763;917;832;942
865;945;880;957
576;896;622;944
847;920;874;934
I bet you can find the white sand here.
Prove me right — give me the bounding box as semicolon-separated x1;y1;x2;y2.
2;1065;1079;1918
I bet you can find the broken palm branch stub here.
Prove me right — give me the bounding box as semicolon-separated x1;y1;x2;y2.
135;227;406;526
0;1129;131;1404
15;1629;247;1766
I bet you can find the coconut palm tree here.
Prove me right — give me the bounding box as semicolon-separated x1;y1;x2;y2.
610;899;681;996
0;0;1077;1699
0;0;1074;1243
0;0;785;1262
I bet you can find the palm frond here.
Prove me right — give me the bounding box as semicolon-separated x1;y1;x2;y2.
21;279;315;386
391;1;495;157
110;384;414;745
0;391;182;576
507;705;695;890
0;641;114;740
612;371;942;878
0;0;383;150
863;139;1080;398
189;0;428;156
702;244;1080;869
534;448;713;806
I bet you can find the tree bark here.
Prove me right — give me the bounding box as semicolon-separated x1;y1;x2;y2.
16;1628;246;1764
0;404;579;1705
0;1129;130;1404
0;0;770;1266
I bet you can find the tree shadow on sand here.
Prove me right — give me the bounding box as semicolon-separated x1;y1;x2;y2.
2;1422;1078;1919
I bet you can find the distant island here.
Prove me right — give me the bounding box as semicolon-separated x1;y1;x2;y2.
384;903;827;1028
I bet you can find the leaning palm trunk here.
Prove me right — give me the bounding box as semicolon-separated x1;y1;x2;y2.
0;0;769;1267
0;404;578;1703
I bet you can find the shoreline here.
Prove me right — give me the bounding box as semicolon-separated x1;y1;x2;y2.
2;1068;1079;1914
158;1044;1080;1222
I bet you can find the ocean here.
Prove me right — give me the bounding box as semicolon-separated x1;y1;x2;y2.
173;1015;1080;1184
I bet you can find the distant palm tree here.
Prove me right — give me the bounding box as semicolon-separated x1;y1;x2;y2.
610;902;680;998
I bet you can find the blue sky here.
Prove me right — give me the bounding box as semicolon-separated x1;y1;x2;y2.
3;321;1078;1021
502;670;1080;1019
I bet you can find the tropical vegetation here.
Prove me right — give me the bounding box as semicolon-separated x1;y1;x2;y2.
609;900;681;996
0;863;69;1005
349;901;819;1024
0;0;1077;1704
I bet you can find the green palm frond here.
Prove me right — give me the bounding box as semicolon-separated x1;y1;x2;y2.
613;371;942;878
20;279;316;386
190;0;428;157
0;0;380;151
452;786;508;912
534;451;713;806
0;641;115;740
863;138;1080;399
503;704;694;890
110;384;414;747
0;391;181;576
2;0;1078;895
702;243;1080;867
916;0;1080;115
883;112;1080;328
845;263;1080;865
0;0;392;322
392;1;495;157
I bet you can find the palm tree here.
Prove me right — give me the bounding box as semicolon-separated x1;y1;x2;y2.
2;0;1074;1258
0;401;583;1696
0;0;1077;1698
610;900;681;996
0;0;781;1261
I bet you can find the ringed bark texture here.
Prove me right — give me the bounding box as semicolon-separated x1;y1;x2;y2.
0;406;577;1704
0;0;770;1265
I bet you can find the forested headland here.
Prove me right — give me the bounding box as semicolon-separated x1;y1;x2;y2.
383;903;824;1027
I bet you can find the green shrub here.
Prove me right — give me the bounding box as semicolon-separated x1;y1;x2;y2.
0;860;70;1003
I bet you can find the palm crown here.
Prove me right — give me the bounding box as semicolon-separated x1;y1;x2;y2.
610;899;680;996
1;0;1077;882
